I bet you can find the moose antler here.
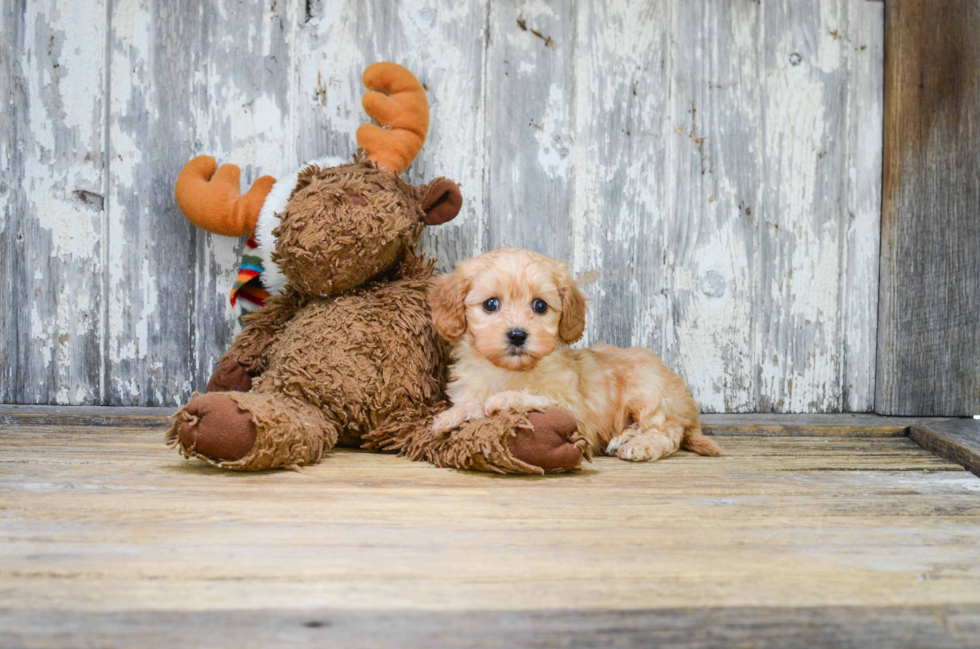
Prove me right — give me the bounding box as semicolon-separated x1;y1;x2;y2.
174;156;276;237
356;62;429;174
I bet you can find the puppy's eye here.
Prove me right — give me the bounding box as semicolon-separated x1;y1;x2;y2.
483;298;499;313
532;298;548;314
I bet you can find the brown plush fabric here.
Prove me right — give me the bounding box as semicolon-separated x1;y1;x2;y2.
167;391;336;471
379;406;541;474
222;289;310;375
366;405;586;475
166;157;467;472
420;178;463;225
275;160;425;297
248;257;444;447
206;359;254;393
178;393;257;460
511;409;586;471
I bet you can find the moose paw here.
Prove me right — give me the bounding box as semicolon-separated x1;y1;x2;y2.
508;408;583;471
206;359;254;393
179;393;257;461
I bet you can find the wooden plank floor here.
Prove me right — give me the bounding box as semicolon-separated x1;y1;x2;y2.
2;422;980;648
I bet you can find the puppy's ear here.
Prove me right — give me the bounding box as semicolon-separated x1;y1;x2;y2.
429;270;469;341
556;267;587;345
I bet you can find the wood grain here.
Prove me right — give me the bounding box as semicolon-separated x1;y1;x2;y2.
11;406;980;479
484;0;576;263
910;419;980;477
2;428;979;618
0;404;173;427
3;605;980;649
0;406;930;436
843;0;884;412
876;0;980;416
0;0;13;406
665;0;884;414
701;413;914;437
0;0;108;405
1;1;886;411
570;0;672;360
666;0;762;413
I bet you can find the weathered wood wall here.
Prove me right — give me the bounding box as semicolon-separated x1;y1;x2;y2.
0;0;884;411
876;0;980;417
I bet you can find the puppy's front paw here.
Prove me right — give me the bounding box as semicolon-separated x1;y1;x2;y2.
432;403;485;434
432;410;464;435
612;434;673;462
605;429;638;456
484;390;552;416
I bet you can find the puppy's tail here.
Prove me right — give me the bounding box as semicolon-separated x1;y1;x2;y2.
681;427;722;457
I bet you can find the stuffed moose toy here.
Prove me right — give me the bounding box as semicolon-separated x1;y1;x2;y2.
165;63;585;473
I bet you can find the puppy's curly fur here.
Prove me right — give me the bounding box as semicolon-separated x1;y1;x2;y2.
429;248;722;462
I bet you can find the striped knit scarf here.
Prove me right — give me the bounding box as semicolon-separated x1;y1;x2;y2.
229;235;270;329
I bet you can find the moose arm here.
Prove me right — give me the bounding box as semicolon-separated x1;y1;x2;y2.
220;289;309;376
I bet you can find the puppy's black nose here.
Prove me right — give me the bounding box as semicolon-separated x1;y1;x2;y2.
507;328;528;347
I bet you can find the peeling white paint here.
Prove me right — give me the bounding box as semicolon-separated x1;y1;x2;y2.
533;85;574;180
6;0;107;405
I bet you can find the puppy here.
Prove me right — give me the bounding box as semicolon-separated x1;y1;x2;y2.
428;248;721;462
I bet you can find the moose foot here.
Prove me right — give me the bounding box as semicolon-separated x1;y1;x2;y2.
178;393;257;461
508;408;584;472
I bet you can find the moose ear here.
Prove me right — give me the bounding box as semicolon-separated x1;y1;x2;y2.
420;178;462;225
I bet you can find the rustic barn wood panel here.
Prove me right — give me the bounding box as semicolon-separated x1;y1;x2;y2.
1;0;109;405
876;0;980;416
0;0;884;410
665;0;884;414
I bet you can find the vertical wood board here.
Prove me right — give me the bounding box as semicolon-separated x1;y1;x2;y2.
876;0;980;416
484;0;577;262
661;0;883;412
842;1;883;412
570;0;672;360
0;0;108;405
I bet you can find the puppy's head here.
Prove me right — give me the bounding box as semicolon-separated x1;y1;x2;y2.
429;248;586;371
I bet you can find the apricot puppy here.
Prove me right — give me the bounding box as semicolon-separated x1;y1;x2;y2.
428;248;721;462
